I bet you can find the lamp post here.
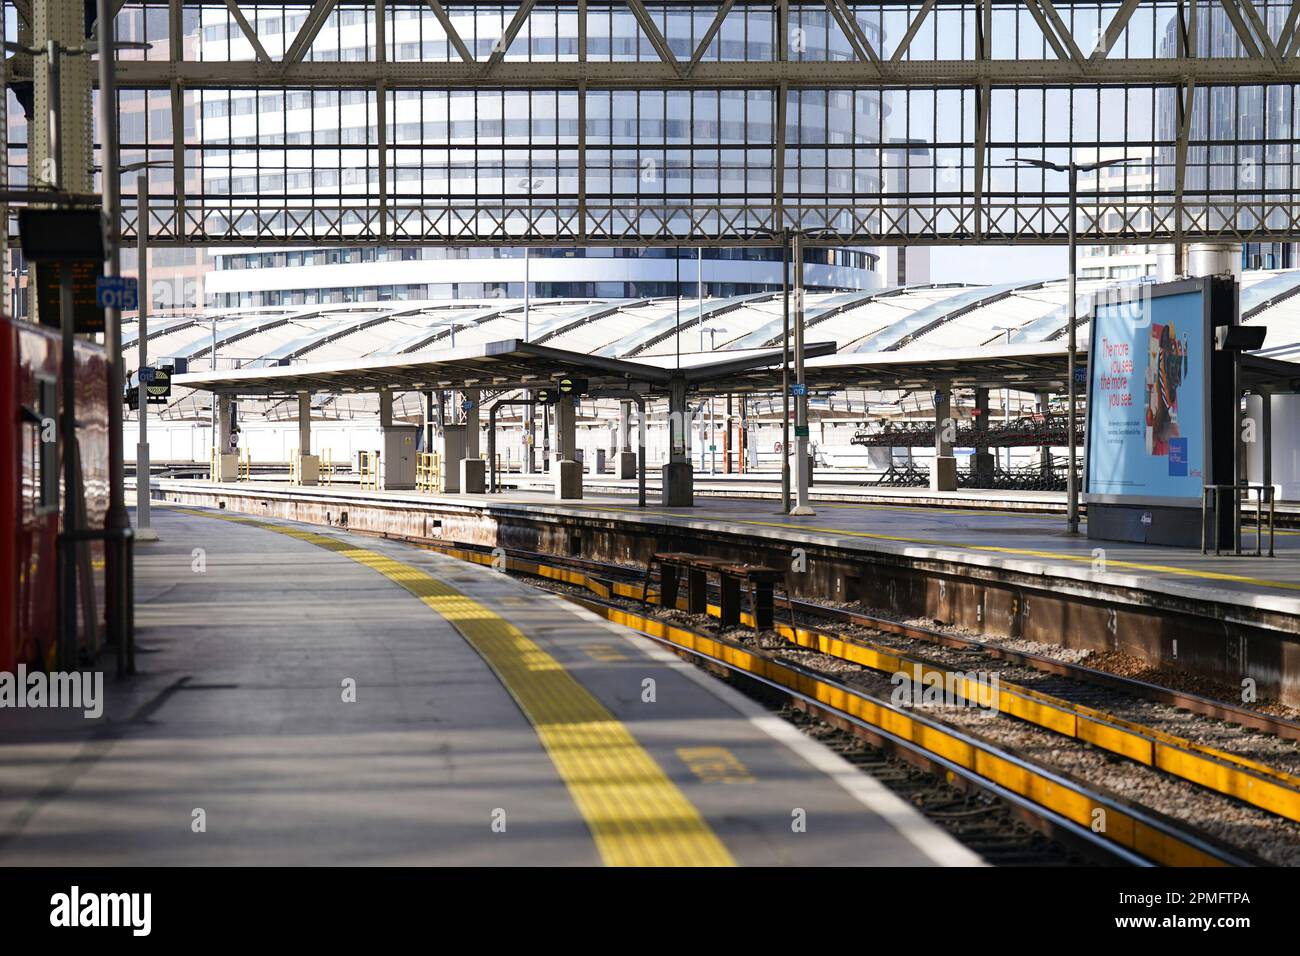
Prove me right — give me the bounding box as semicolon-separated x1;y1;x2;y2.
116;159;170;541
781;233;791;510
517;176;541;472
990;324;1016;476
699;326;727;473
1012;155;1136;534
424;318;465;348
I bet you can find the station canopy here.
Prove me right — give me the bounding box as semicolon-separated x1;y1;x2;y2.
149;270;1300;419
173;339;840;398
172;335;1300;403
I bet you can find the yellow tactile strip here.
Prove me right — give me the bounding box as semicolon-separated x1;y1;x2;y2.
174;508;735;867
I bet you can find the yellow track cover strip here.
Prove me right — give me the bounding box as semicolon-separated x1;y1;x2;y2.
177;509;734;867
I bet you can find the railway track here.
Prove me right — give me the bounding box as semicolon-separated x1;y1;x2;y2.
349;528;1300;866
565;589;1265;866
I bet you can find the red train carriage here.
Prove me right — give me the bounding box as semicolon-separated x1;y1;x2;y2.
0;312;109;672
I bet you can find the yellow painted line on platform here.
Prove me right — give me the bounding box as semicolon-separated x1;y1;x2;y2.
591;504;1300;593
818;501;1066;520
172;507;734;868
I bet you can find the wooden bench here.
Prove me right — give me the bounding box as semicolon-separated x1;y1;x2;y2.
643;552;786;630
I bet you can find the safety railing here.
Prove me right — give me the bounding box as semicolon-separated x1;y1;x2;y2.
416;451;442;492
359;450;380;490
320;447;334;486
1202;483;1276;557
239;448;252;482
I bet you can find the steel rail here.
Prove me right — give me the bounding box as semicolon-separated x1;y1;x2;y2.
562;589;1262;866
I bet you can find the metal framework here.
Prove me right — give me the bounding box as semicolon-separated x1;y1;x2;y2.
10;0;1300;246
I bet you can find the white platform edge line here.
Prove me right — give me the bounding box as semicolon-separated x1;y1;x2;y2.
557;597;987;868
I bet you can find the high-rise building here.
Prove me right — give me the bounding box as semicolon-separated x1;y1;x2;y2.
1082;7;1300;279
188;5;887;308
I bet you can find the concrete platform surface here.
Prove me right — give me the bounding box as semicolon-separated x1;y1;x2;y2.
151;479;1300;616
0;505;974;867
229;469;1300;515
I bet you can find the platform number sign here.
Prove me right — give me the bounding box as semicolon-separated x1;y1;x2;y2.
96;275;138;311
460;399;475;412
790;382;807;397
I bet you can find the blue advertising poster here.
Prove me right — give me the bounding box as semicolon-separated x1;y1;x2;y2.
1087;288;1206;502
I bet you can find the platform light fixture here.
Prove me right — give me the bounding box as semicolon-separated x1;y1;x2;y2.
1011;155;1138;535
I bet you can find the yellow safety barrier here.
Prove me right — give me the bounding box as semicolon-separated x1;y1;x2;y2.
358;450;380;490
239;448;252;482
416;451;442;492
288;448;300;486
321;447;334;486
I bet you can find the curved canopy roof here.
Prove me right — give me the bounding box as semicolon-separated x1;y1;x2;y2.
129;269;1300;418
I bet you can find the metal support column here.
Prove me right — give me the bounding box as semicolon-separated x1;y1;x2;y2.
973;386;993;488
554;394;581;499
134;175;157;540
297;391;312;456
662;375;693;506
931;382;957;491
1066;164;1081;534
791;231;814;515
97;0;130;648
780;233;791;513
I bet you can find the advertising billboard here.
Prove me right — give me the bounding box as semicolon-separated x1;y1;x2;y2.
1086;282;1210;505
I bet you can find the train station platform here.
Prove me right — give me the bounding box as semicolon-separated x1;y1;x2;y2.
508;472;1080;511
147;478;1300;614
0;504;974;867
139;479;1300;708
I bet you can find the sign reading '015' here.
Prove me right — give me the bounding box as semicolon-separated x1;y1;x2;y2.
96;275;138;311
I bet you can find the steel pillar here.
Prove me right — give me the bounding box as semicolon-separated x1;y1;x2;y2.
662;376;693;506
791;232;814;515
931;382;957;492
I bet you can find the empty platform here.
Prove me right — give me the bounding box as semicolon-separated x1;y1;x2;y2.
0;504;973;867
150;478;1300;615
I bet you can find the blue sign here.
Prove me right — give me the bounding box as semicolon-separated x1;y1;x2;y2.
790;382;807;396
461;399;475;411
1074;365;1087;385
1087;288;1205;502
1167;437;1188;477
96;275;138;310
139;366;156;383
